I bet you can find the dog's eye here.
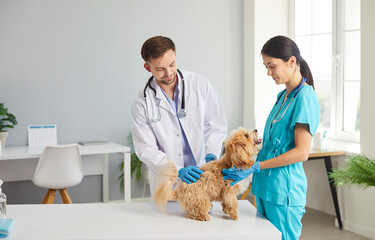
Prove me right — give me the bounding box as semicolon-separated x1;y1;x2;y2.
244;134;249;138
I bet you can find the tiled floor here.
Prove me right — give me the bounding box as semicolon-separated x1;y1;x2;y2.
301;207;372;240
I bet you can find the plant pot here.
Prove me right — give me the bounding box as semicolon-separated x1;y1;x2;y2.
0;131;8;150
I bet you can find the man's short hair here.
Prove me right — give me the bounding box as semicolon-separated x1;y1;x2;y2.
141;36;176;62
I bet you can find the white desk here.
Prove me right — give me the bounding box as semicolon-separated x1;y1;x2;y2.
307;149;346;230
0;142;131;203
6;200;281;240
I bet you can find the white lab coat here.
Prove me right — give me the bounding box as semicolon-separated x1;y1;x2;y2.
131;70;228;196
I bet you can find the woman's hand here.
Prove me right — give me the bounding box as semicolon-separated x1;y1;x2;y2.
222;162;260;186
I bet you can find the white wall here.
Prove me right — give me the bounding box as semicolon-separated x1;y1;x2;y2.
0;0;243;202
243;0;288;136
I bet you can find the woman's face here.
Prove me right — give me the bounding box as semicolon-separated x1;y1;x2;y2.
262;54;294;85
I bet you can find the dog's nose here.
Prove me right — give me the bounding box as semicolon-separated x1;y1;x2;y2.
254;129;258;133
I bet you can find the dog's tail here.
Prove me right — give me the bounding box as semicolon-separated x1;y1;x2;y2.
154;159;179;212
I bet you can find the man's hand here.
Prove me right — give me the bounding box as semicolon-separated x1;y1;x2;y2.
205;153;217;163
178;166;203;184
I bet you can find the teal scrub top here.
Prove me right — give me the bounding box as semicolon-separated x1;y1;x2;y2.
251;85;320;206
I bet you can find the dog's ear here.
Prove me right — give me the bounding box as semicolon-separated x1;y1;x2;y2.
232;144;253;168
223;139;232;157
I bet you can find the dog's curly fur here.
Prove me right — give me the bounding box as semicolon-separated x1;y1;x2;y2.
154;127;261;221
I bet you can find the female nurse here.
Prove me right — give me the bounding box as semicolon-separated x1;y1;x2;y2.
222;35;320;240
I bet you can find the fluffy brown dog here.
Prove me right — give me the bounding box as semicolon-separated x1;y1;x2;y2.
154;127;261;221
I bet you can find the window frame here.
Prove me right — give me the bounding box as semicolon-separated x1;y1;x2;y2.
291;0;360;143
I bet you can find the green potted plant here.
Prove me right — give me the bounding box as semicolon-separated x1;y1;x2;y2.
329;155;375;189
0;103;18;149
118;133;146;192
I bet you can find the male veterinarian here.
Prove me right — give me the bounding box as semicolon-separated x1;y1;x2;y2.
131;36;228;195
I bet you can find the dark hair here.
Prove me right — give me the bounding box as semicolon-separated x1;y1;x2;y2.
141;36;176;62
261;35;314;89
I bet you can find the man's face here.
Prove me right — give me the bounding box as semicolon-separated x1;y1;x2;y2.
144;49;178;87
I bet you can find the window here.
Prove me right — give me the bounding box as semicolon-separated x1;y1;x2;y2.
293;0;361;142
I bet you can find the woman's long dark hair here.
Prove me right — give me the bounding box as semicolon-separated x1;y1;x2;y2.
261;35;314;89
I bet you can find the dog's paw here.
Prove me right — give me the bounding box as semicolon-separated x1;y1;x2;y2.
225;210;238;220
222;205;238;220
230;213;238;220
187;213;211;221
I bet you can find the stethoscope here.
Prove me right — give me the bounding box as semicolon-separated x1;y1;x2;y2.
272;77;307;124
143;69;186;122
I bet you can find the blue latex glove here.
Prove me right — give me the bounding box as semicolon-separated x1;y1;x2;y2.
205;153;217;163
222;162;260;186
178;165;203;184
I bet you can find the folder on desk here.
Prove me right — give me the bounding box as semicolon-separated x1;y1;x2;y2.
78;141;109;146
0;219;14;238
